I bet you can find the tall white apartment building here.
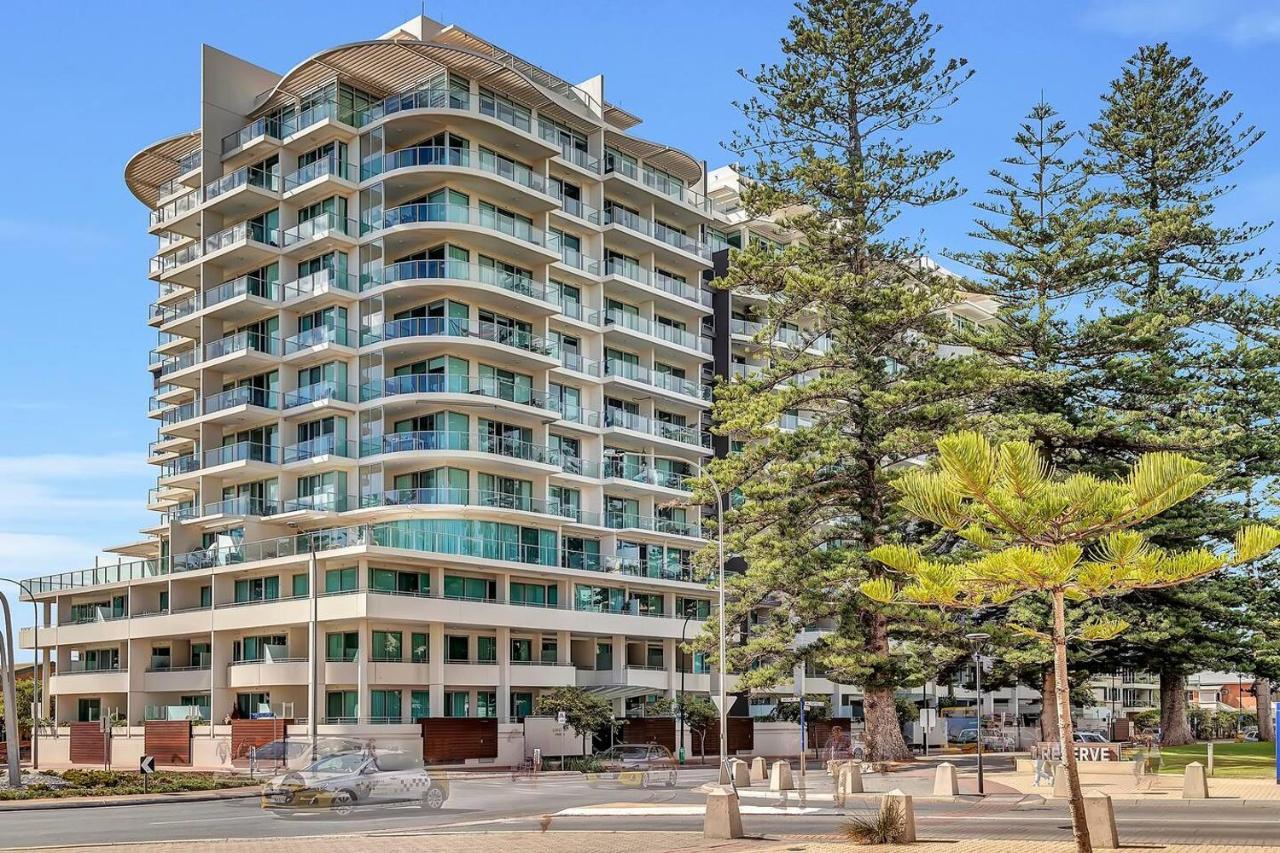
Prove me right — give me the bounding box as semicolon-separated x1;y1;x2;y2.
20;16;1005;753
25;16;728;735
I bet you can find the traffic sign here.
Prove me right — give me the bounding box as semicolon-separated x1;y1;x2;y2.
711;694;727;714
139;755;156;774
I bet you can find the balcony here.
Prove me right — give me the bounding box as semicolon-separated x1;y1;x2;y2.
361;431;564;474
149;241;203;285
204;164;280;218
227;658;309;689
148;189;201;237
604;511;702;539
603;259;711;311
603;460;693;492
202;330;281;369
282;268;358;309
552;195;602;227
283;325;357;360
203;221;282;267
365;259;554;312
729;318;831;353
160;441;280;484
283;436;357;465
603;159;712;222
602;409;712;451
367;203;559;266
362;145;556;210
283;381;358;411
355;87;559;158
553;247;602;280
538;123;601;175
280;212;358;256
363;318;557;367
201;386;280;424
362;373;556;418
220;115;282;160
49;664;128;696
173;495;280;522
603;206;711;263
599;308;712;355
282;157;357;206
602;359;712;405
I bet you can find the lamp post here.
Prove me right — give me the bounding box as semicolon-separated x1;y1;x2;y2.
966;632;991;796
679;612;693;764
703;472;728;770
0;577;39;773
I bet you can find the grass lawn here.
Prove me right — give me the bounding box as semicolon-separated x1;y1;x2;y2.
0;770;260;800
1151;741;1277;778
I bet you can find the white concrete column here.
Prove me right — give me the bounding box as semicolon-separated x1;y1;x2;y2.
357;620;370;722
556;630;571;664
496;626;511;721
428;623;445;717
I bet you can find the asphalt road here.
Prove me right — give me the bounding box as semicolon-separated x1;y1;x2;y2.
3;762;1279;849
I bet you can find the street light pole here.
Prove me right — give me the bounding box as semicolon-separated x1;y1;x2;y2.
966;632;991;796
679;613;692;764
0;578;39;771
705;474;728;770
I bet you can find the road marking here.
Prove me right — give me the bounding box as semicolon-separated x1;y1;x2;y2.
554;805;824;816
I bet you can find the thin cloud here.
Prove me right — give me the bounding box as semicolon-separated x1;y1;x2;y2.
1080;0;1280;45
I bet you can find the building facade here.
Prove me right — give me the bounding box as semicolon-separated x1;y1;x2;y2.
24;17;729;732
21;16;1007;745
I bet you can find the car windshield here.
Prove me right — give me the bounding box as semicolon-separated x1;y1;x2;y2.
306;753;369;774
612;746;650;760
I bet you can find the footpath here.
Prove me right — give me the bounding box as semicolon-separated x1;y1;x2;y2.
15;834;1280;853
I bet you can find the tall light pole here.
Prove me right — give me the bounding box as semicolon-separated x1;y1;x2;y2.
704;472;728;770
966;632;990;796
679;612;692;765
0;590;21;786
0;578;39;771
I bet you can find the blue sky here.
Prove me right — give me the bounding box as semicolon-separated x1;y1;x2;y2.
4;0;1280;655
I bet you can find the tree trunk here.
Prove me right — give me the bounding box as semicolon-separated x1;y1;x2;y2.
1257;679;1274;742
863;685;912;762
1040;667;1059;742
1053;590;1092;853
861;612;912;762
1159;671;1195;746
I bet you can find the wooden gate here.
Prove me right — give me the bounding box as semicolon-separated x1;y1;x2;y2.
420;718;498;763
69;722;109;765
144;720;192;766
619;716;676;751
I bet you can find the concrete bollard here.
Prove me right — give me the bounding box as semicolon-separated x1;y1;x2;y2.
719;761;732;785
769;759;795;791
835;761;864;805
1082;790;1119;849
932;761;959;796
703;787;744;839
731;758;751;789
881;789;917;843
1052;763;1071;798
1182;761;1209;799
749;756;768;783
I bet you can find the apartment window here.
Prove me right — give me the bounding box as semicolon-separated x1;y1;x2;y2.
444;575;496;601
595;641;613;671
510;581;558;607
541;639;558;664
233;576;279;604
631;593;665;617
410;690;430;720
199;585;211;608
476;636;497;663
325;631;358;662
325;566;358;593
511;638;533;663
371;630;402;662
445;691;470;717
411;632;429;663
446;635;470;662
237;692;271;717
478;87;531;131
476;691;498;718
190;643;211;669
369;567;430;595
604;146;637;177
77;698;101;723
577;585;625;614
678;597;712;620
326;690;357;722
561;536;600;570
370;689;402;723
511;691;534;722
291;573;308;597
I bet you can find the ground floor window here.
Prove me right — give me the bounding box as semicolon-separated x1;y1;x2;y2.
77;697;100;722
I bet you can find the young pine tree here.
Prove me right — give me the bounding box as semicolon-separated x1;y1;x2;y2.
701;0;1000;762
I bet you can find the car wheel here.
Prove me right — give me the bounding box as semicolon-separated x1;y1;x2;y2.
330;789;357;817
666;772;678;788
422;785;446;811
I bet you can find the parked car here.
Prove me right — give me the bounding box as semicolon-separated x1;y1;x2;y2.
261;750;449;816
247;737;364;767
1242;726;1259;742
588;743;679;788
953;728;1014;751
1073;731;1109;744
